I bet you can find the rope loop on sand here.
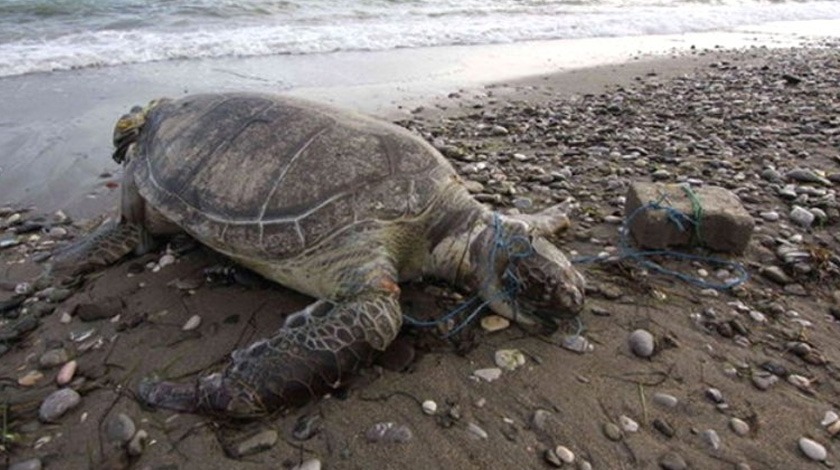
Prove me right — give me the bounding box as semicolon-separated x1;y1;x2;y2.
573;191;749;291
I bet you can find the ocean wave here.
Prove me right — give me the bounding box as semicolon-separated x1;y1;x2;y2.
0;0;839;77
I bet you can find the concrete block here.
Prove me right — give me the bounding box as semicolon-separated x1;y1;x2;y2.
624;182;754;254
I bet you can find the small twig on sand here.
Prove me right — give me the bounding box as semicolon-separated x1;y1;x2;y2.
638;383;648;423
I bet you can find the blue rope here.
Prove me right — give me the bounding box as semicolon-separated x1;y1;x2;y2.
573;196;749;291
404;213;532;337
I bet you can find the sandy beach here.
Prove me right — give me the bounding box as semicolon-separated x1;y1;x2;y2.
2;22;840;470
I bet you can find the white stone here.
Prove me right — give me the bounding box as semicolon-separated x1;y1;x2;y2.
494;349;526;371
730;418;750;437
619;415;639;433
473;368;502;382
182;314;201;331
821;411;839;427
554;445;575;464
421;400;437;415
799;437;827;461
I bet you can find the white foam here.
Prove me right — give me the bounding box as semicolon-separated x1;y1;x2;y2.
1;0;839;77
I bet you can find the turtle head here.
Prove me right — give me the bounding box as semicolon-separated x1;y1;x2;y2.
473;215;585;331
112;99;169;164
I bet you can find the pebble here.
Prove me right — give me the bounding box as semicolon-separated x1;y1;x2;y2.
759;210;780;221
48;227;68;239
751;373;778;391
653;392;679;408
480;314;509;332
703;429;722;450
292;459;322;470
653;418;675;438
603;422;623;441
628;329;655;358
706;387;724;403
467;422;488;440
494;349;526;371
790;205;815;227
544;449;563;468
127;429;149;457
106;413;137;444
231;429;279;457
421;400;438;415
39;348;69;368
619;415;639;433
827;420;840;436
473;367;503;382
554;445;575;464
659;452;687;470
561;334;593;353
158;253;176;268
45;288;73;303
182;314;201;331
799;437;827;461
15;282;33;295
760;265;791;285
56;360;77;385
366;422;413;443
821;410;839;427
730;417;750;436
531;409;551;431
292;413;321;441
18;370;44;387
8;459;42;470
39;388;81;422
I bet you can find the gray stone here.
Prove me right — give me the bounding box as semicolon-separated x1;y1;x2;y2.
625;183;754;254
366;422;413;443
38;348;69;368
9;459;42;470
760;265;792;285
628;329;655;358
39;388;81;422
759;211;780;221
106;413;136;444
705;387;724;403
659;452;687;470
653;418;675;438
790;205;815;227
531;409;551;431
231;429;279;457
561;334;593;353
653;392;679;408
787;168;831;186
703;429;722;450
603;422;623;441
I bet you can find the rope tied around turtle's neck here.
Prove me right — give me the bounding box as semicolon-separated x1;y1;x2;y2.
404;213;533;337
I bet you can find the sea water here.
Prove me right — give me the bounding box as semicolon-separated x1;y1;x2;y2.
1;0;839;78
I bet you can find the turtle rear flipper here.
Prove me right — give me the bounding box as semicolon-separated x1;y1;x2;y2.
139;288;403;417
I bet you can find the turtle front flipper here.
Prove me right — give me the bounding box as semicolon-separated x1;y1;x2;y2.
139;289;403;417
47;218;152;278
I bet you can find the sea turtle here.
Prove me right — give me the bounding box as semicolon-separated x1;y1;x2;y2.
50;93;586;417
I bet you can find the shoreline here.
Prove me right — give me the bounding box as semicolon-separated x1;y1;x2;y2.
1;20;840;218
